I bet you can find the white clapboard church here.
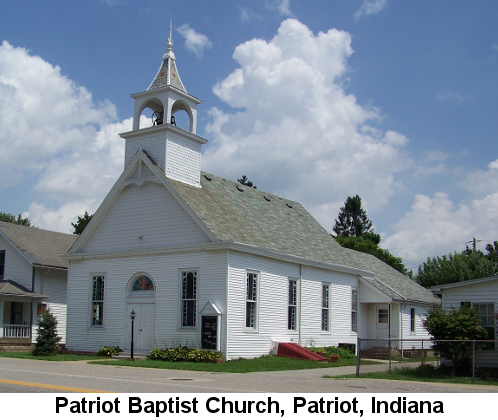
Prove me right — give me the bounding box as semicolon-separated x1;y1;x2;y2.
62;33;439;359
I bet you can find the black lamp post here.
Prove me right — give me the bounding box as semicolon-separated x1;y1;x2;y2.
130;310;136;360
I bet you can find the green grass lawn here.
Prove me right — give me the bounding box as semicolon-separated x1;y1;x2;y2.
88;355;361;373
0;352;108;362
328;364;498;386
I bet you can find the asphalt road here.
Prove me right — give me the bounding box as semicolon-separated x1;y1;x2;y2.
0;357;496;393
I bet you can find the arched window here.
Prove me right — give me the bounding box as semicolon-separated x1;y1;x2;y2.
131;275;154;292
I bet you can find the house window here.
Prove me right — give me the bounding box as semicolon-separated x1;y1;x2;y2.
410;308;416;333
10;302;23;325
0;250;5;280
37;303;47;316
474;303;495;350
246;271;258;329
322;283;330;332
288;279;297;331
181;271;197;327
92;275;104;326
351;289;358;333
378;308;389;324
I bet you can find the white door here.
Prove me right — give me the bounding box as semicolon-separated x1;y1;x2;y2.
126;303;155;351
375;305;389;340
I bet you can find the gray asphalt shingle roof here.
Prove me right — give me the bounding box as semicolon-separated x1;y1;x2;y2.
0;222;76;269
167;171;439;305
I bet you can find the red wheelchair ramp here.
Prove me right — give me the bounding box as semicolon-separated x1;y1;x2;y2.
277;342;328;362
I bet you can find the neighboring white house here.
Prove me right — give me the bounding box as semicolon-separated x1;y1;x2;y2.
62;34;439;360
431;275;498;367
0;222;76;346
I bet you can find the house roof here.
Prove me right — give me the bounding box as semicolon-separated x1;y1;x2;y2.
431;274;498;292
166;171;440;305
0;280;47;299
0;222;76;269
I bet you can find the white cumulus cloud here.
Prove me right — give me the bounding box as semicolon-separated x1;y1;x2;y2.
0;41;127;233
177;24;212;58
203;19;411;231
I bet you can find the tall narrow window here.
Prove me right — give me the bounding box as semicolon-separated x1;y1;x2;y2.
182;271;197;327
92;275;104;326
0;250;5;281
474;303;495;350
10;302;23;325
410;308;416;332
351;289;358;333
246;271;258;329
322;283;330;332
288;279;297;331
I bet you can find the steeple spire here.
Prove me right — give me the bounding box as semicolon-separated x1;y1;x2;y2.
147;18;186;93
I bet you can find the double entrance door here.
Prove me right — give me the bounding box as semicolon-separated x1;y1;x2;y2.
126;303;155;352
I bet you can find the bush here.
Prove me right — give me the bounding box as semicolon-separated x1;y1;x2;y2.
96;346;123;357
147;346;223;363
423;305;488;376
309;346;356;359
32;308;61;356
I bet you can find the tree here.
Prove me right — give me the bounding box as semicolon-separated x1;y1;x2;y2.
485;241;498;264
71;212;93;235
414;248;498;289
332;195;406;273
32;308;62;356
0;212;31;226
237;175;256;189
335;235;407;275
422;305;488;376
332;195;380;243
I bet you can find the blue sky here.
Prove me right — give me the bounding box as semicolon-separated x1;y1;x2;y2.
1;0;497;270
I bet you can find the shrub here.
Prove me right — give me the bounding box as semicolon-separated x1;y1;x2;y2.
147;346;223;363
32;308;61;356
96;346;123;357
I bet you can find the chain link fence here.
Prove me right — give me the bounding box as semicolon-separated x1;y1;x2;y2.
356;338;498;380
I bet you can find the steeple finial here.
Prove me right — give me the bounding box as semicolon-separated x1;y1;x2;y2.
167;17;173;50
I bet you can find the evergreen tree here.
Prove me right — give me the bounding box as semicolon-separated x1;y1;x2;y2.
71;211;93;235
237;175;256;189
332;195;380;243
0;212;31;226
32;308;61;356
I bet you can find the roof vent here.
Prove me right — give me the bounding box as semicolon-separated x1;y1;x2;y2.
286;203;293;208
203;175;212;181
236;186;244;192
264;196;270;202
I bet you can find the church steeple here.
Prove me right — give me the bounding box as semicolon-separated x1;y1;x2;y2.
120;21;207;188
148;19;186;93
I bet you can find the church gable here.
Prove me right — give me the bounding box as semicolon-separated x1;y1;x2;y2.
81;180;212;254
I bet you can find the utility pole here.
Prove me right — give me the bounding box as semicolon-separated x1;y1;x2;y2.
468;237;482;253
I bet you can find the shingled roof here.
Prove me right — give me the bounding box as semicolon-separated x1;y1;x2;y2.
167;171;439;305
0;222;76;269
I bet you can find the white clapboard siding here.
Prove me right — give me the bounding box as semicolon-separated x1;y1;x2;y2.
82;182;211;254
35;268;68;344
0;235;33;290
66;250;227;354
398;304;431;350
225;251;359;360
441;280;498;366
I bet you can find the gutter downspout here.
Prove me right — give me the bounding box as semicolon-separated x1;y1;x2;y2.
400;303;405;357
30;266;35;343
298;264;302;346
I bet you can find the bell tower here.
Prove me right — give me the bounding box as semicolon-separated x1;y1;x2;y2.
120;20;207;187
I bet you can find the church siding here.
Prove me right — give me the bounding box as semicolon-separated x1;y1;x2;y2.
82;182;211;254
66;250;227;353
